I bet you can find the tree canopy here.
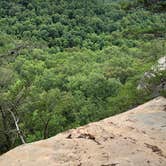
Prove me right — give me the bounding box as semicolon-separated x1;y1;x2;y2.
0;0;165;154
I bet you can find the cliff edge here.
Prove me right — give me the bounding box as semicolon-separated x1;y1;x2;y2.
0;96;166;166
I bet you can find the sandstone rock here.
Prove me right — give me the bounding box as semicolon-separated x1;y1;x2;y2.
0;96;166;166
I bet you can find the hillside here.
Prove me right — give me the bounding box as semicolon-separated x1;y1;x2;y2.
0;97;166;166
0;0;166;154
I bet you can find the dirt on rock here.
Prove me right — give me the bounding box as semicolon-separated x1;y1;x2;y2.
0;96;166;166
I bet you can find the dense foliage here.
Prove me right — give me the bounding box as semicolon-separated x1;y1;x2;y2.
0;0;165;154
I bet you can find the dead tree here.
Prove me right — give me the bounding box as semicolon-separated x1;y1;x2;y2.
8;110;26;144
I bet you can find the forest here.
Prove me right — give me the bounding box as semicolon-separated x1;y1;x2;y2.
0;0;166;154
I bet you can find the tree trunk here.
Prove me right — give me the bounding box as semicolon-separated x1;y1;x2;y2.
9;110;26;144
43;119;50;139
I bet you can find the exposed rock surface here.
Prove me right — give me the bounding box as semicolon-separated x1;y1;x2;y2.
137;56;166;93
0;97;166;166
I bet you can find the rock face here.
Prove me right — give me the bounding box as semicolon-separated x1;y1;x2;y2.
137;56;166;93
0;97;166;166
154;56;166;71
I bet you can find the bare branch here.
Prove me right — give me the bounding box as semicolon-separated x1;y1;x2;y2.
8;110;26;144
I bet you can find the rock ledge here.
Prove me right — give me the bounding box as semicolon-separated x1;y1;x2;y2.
0;96;166;166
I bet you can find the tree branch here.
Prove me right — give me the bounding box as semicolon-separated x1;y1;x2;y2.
8;110;26;144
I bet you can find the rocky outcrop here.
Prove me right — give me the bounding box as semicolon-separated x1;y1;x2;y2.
137;56;166;95
0;97;166;166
